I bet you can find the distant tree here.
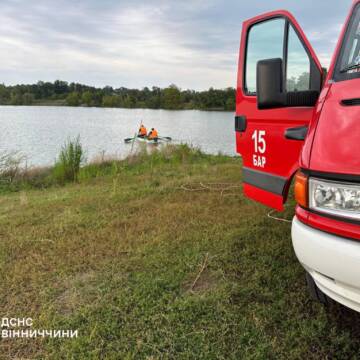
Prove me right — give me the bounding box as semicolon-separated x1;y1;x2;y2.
22;93;34;105
102;95;113;107
81;91;93;106
0;80;236;111
288;72;310;91
92;91;103;107
224;87;235;111
225;97;235;111
54;80;69;95
102;95;121;107
296;72;310;91
66;92;80;106
287;77;297;92
145;87;161;109
161;85;181;110
0;84;10;104
37;81;54;98
121;95;135;108
10;91;23;105
102;86;114;96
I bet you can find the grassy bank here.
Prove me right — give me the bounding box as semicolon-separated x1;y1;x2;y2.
0;145;360;359
32;99;67;106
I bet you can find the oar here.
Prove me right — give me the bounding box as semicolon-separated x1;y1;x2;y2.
158;136;172;141
125;134;171;143
124;137;135;143
129;119;143;151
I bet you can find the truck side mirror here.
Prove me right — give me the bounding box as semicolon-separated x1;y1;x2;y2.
256;58;320;109
256;58;286;109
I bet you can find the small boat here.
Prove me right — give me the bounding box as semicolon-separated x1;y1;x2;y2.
124;135;172;144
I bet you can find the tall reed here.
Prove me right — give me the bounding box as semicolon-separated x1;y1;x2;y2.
53;136;84;183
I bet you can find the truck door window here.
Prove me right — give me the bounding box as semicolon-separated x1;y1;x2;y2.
287;25;311;91
335;4;360;81
245;18;285;95
348;38;359;65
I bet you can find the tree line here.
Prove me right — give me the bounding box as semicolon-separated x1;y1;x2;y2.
0;81;235;111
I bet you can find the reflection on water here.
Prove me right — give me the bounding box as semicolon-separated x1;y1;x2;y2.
0;106;236;166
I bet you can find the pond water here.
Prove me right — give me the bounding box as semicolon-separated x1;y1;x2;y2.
0;106;236;166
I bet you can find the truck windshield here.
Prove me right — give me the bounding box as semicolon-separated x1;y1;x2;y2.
336;4;360;80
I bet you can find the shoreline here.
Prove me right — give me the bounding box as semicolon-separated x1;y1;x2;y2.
0;145;237;193
0;102;235;112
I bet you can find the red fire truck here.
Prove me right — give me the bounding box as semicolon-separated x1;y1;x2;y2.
236;1;360;311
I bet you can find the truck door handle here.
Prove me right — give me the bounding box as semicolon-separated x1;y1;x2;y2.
285;126;308;141
235;115;247;132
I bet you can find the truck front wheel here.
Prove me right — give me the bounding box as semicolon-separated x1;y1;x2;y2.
305;272;329;305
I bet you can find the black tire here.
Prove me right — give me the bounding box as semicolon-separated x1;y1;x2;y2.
305;272;329;305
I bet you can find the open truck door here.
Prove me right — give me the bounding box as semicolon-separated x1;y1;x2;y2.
236;11;323;211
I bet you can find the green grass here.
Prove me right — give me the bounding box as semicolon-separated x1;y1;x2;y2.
32;99;67;106
0;145;360;359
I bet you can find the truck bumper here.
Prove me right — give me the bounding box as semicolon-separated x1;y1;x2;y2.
292;216;360;312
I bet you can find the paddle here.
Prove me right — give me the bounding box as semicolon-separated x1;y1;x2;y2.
158;136;172;141
125;136;171;144
124;137;135;143
128;119;143;151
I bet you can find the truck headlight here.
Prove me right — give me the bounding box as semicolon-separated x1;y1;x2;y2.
309;178;360;221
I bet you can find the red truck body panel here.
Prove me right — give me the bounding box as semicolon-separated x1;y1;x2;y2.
309;79;360;175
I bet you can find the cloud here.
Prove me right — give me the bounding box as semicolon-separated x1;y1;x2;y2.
0;0;353;89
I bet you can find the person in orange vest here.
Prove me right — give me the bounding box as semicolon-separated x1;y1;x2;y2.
148;128;158;140
138;124;147;137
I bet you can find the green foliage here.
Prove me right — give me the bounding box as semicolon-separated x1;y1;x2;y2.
0;84;9;103
102;95;121;107
81;91;93;106
287;71;311;92
161;84;182;109
53;136;84;183
10;91;23;105
22;92;34;105
225;97;235;111
66;92;81;106
0;81;236;111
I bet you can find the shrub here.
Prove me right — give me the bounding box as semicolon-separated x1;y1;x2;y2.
0;151;25;183
53;136;84;183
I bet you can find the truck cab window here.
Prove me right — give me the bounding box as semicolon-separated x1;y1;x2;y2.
245;18;285;95
287;25;311;91
335;4;360;80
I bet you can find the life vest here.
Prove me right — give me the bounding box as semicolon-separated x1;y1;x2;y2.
139;126;147;136
148;129;158;139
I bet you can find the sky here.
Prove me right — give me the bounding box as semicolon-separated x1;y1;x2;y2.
0;0;353;90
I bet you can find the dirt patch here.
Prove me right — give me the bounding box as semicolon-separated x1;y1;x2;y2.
183;269;220;294
56;271;99;315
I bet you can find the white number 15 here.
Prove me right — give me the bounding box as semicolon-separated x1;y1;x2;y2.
251;130;266;154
